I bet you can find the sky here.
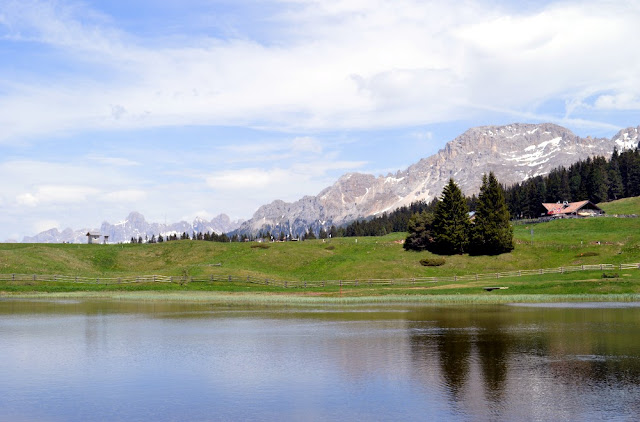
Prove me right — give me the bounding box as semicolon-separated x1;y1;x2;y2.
1;0;639;241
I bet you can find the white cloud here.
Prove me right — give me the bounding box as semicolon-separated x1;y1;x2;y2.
86;154;141;167
33;219;60;233
16;193;39;206
292;137;323;154
102;189;147;202
17;185;99;205
594;93;640;110
206;168;291;190
0;0;638;143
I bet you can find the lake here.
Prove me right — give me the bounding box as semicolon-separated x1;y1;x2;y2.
1;299;640;421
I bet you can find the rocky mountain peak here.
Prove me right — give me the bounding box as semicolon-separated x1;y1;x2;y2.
235;122;636;237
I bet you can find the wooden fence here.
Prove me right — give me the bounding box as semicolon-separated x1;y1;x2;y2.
1;263;639;289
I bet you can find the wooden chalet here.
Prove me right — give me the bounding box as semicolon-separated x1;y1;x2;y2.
541;200;604;217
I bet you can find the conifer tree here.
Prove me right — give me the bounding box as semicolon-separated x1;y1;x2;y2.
305;226;317;240
403;211;433;251
469;172;514;255
431;179;469;255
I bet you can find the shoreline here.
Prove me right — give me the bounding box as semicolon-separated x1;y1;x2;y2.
3;291;640;305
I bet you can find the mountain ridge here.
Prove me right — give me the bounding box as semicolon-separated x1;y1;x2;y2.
22;212;243;244
235;123;639;236
20;122;639;243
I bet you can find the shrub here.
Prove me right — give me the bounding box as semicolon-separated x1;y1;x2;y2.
325;245;335;250
420;257;446;266
602;272;619;279
250;244;270;249
577;251;599;257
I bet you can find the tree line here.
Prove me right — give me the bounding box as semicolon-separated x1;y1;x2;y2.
504;148;640;218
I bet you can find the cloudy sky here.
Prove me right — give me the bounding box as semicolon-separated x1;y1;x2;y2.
1;0;639;241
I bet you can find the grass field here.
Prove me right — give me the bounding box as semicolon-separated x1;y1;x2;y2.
1;196;639;299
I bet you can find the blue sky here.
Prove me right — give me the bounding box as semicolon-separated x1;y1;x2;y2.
1;0;639;241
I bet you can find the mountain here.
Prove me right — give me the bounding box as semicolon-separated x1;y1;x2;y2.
22;212;243;244
236;123;639;237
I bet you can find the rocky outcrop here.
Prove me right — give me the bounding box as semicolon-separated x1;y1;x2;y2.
236;123;639;236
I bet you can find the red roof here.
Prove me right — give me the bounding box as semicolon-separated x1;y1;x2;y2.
541;200;602;215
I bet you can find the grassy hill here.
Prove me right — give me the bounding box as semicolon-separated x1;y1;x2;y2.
1;196;639;297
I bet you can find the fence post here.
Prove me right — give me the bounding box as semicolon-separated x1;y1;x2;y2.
322;281;325;287
475;274;478;281
228;275;232;282
118;277;121;284
518;271;521;277
12;273;15;281
33;274;36;281
304;281;307;288
170;276;173;283
561;267;564;273
153;275;156;283
600;264;603;270
496;273;499;279
284;281;288;288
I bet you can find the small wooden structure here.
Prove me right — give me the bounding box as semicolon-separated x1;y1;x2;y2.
86;232;100;244
541;200;604;217
86;232;109;244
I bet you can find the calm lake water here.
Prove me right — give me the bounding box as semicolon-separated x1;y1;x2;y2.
1;299;640;421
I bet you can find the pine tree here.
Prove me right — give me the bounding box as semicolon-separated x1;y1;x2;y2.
607;160;624;200
469;172;514;255
305;226;317;240
403;211;434;251
431;179;469;255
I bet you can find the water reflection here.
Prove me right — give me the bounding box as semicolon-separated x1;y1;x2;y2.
1;299;640;421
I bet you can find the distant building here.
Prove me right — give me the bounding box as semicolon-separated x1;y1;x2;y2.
541;200;605;217
86;232;100;244
86;232;109;244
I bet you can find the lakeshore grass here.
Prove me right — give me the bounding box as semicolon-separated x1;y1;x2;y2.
6;290;640;305
0;196;639;301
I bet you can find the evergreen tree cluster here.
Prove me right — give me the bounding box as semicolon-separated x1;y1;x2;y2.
505;148;640;218
339;200;438;237
404;174;513;256
130;231;231;244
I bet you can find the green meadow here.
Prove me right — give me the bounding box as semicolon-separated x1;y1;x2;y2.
1;196;640;300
